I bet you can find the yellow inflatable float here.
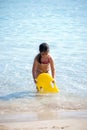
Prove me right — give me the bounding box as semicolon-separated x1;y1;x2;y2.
36;73;59;94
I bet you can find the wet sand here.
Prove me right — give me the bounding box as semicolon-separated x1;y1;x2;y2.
0;119;87;130
0;97;87;130
0;110;87;130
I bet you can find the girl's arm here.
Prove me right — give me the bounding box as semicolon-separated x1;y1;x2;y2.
32;58;38;82
49;56;56;79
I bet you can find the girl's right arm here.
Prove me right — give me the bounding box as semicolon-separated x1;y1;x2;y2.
32;58;38;83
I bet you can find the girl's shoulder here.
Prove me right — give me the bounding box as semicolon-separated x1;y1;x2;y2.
48;54;54;63
48;54;53;60
35;53;41;63
35;53;40;59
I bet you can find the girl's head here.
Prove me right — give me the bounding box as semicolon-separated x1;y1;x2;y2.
37;43;49;63
39;43;49;53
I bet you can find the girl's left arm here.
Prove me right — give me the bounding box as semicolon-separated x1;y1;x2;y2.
50;56;56;79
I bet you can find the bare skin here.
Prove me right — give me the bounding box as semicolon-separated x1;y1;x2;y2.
32;52;55;83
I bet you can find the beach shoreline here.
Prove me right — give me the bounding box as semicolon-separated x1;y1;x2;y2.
0;110;87;130
0;119;87;130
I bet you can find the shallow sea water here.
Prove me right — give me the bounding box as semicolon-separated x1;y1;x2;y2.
0;0;87;115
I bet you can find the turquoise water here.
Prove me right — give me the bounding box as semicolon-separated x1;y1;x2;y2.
0;0;87;110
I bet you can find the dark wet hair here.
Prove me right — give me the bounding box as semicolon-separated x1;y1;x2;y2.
37;43;49;63
39;43;49;52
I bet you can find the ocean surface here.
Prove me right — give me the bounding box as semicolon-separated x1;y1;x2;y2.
0;0;87;115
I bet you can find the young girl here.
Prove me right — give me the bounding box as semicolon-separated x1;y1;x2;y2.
32;43;56;83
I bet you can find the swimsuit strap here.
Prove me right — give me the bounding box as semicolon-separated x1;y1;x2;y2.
41;57;50;64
